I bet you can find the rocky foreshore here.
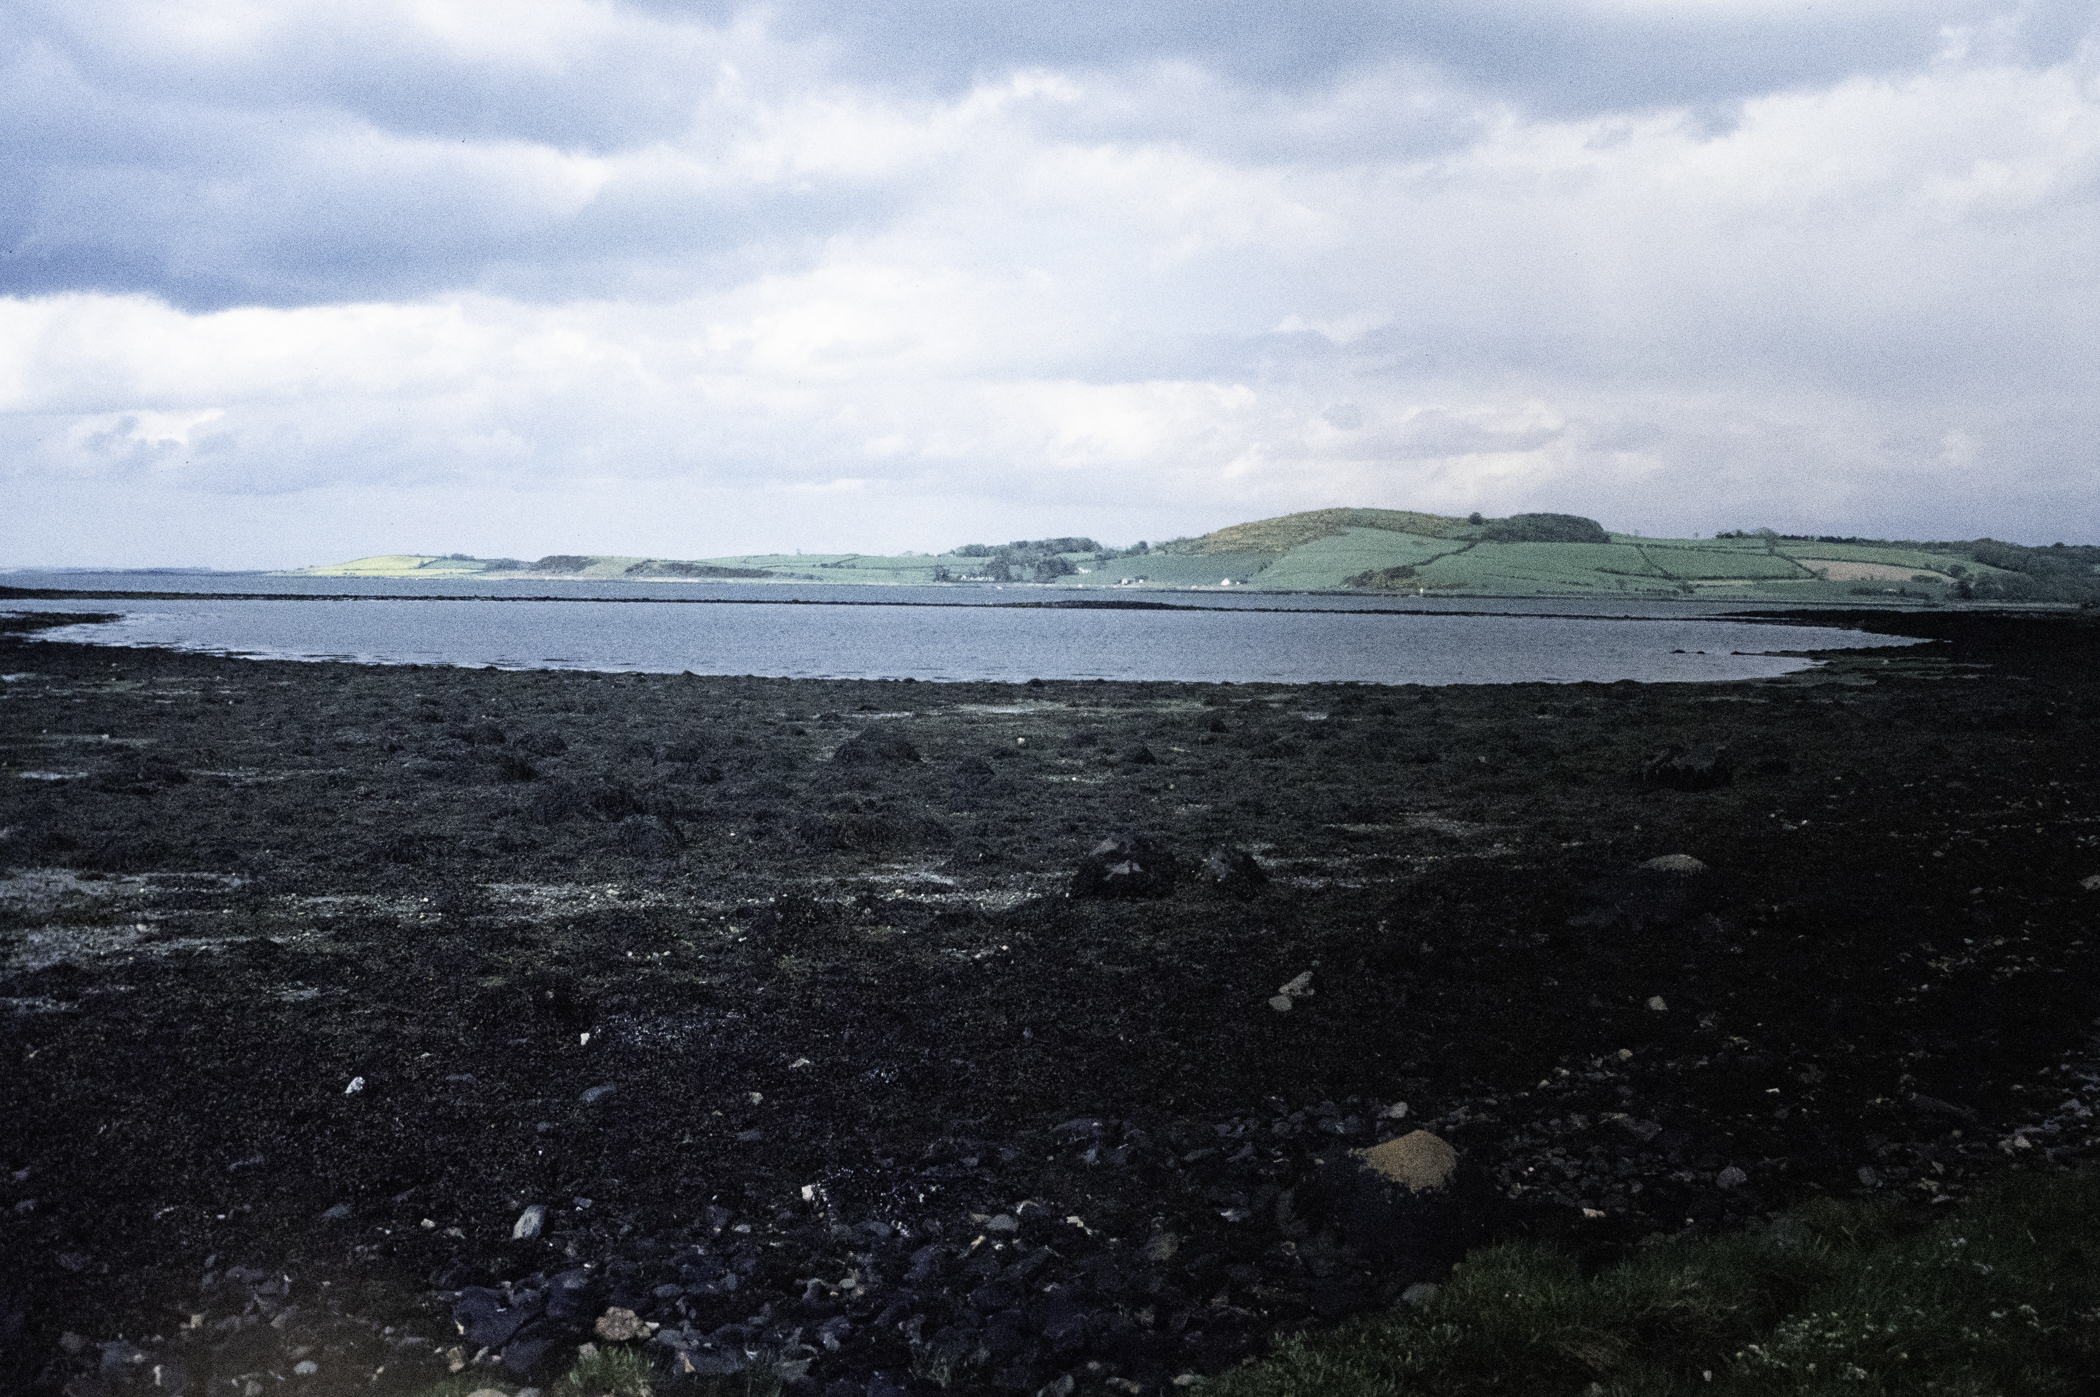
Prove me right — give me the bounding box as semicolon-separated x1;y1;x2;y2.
3;606;2096;1395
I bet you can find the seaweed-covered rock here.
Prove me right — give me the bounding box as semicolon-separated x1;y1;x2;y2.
1568;854;1713;933
1070;832;1179;899
616;813;682;860
1312;1131;1476;1276
1641;745;1733;791
832;728;920;766
1201;845;1268;899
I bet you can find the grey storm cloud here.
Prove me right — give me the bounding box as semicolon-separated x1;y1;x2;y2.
6;0;2092;311
672;0;2095;109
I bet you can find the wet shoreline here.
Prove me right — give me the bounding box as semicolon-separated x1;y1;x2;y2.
2;607;2095;1394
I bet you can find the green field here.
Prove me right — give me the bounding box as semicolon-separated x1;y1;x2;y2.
295;510;2100;603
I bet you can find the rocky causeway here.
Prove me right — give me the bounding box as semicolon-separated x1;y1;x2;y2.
1;606;2096;1395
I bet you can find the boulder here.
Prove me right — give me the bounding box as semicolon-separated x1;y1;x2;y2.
1641;746;1733;791
1313;1130;1477;1277
1070;833;1179;899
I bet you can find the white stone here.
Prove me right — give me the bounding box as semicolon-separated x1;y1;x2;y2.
512;1203;547;1240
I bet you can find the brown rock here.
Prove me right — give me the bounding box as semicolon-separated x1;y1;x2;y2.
1351;1130;1459;1193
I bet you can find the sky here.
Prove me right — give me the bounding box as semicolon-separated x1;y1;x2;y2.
3;1;2097;568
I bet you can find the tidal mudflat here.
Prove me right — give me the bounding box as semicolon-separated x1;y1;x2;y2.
1;608;2095;1395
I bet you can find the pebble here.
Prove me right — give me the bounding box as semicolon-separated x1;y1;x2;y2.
512;1203;548;1240
343;1077;364;1095
292;1359;318;1376
1401;1282;1441;1308
1716;1166;1747;1189
579;1083;616;1104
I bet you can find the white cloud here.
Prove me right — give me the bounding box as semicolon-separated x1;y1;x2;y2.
1;0;2097;565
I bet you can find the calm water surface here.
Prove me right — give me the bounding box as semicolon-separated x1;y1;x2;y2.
2;573;1923;685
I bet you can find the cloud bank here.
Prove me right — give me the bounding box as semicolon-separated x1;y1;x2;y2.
3;0;2096;566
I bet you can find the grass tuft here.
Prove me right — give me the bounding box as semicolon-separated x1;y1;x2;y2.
1208;1169;2100;1396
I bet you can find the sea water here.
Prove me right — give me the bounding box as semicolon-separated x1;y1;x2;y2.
0;573;1922;685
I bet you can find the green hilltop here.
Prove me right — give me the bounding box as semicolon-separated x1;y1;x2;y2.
297;510;2100;603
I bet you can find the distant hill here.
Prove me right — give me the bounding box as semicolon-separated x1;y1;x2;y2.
295;515;2100;602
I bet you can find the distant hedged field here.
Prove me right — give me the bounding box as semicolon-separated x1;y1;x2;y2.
299;508;2100;604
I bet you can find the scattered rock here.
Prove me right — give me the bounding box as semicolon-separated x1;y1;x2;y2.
1124;745;1159;765
1270;970;1314;1012
1641;746;1733;791
1069;832;1179;899
2081;873;2100;892
343;1076;364;1095
1142;1232;1180;1263
1857;1166;1882;1188
1910;1092;1979;1123
1646;995;1669;1012
512;1203;548;1241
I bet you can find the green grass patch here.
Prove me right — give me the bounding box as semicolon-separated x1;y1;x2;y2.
1209;1170;2100;1396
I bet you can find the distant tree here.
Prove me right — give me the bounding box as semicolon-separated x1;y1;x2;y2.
1479;513;1610;544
